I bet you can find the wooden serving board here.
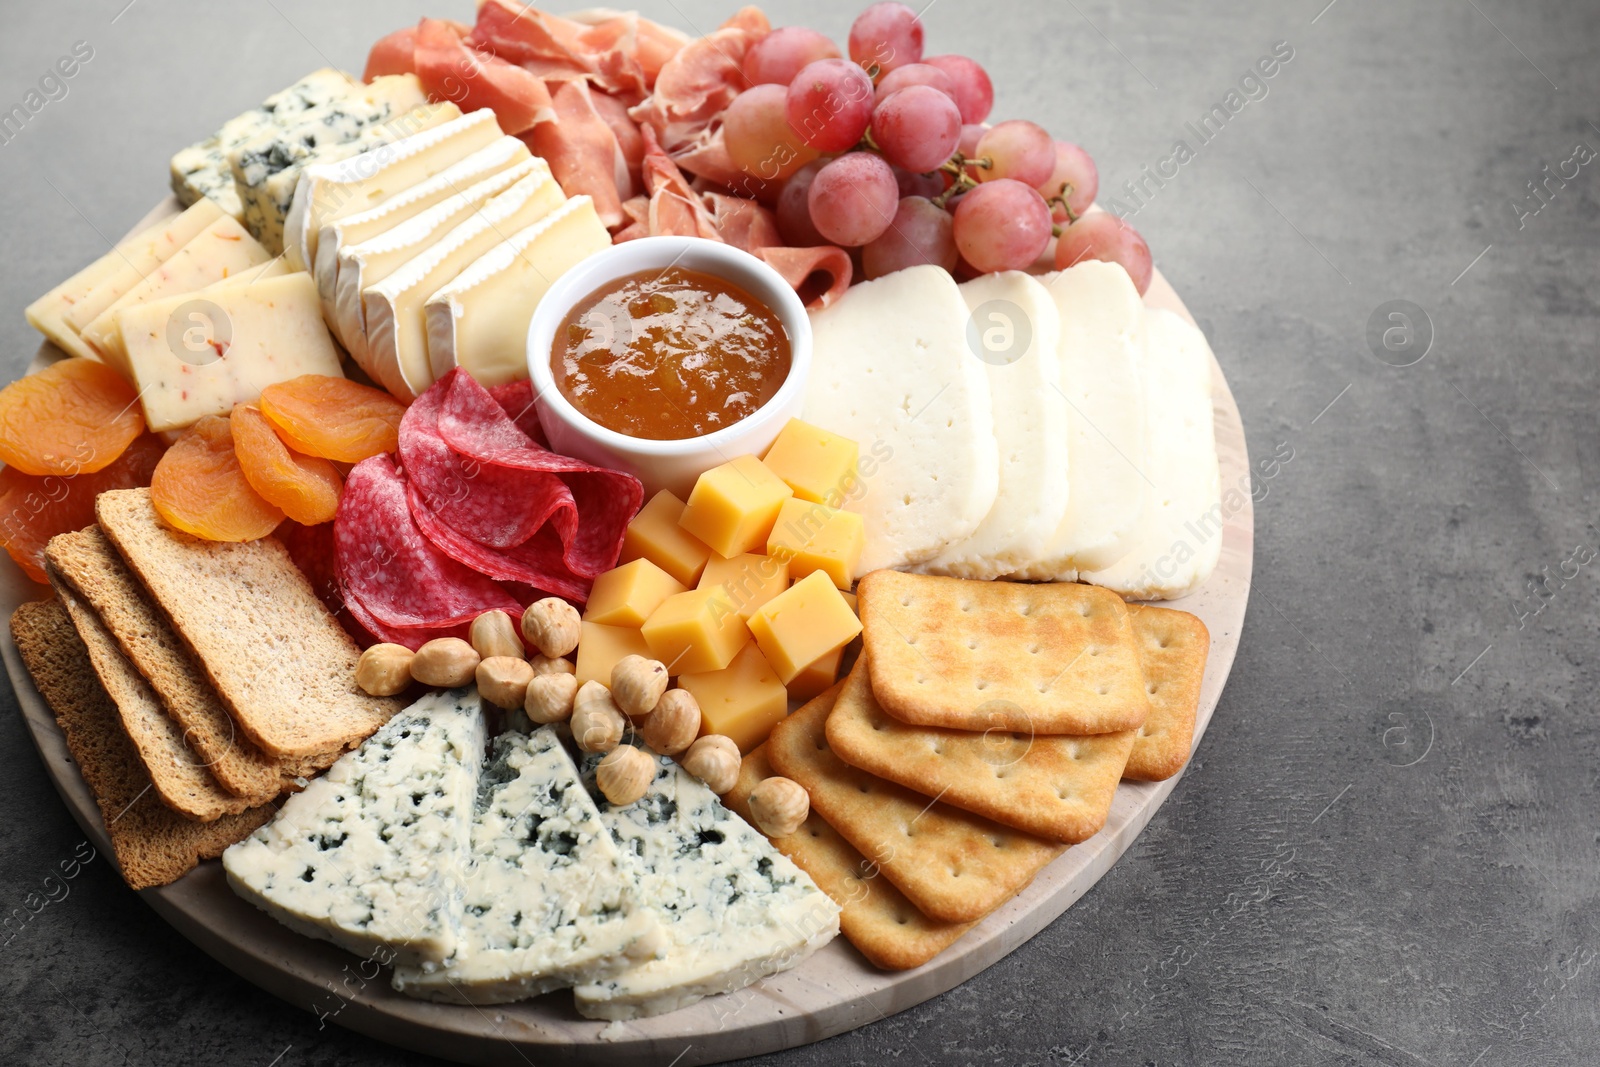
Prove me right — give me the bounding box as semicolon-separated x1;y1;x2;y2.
0;199;1251;1066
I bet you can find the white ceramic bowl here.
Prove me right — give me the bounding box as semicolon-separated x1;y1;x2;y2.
526;236;812;499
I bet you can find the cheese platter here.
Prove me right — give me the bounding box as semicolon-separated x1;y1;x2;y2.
1;4;1252;1063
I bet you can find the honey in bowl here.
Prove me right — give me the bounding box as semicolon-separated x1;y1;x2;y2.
552;266;792;441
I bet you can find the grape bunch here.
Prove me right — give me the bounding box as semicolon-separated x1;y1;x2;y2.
726;2;1153;292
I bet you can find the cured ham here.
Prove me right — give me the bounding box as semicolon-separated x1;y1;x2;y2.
629;8;768;152
757;246;853;310
523;80;634;229
413;18;554;135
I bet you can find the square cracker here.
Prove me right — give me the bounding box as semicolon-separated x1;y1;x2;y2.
767;686;1064;924
1123;605;1209;782
725;741;976;971
858;570;1150;735
827;658;1135;843
10;599;274;889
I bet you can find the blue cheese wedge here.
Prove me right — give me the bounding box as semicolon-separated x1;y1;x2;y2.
572;750;841;1021
391;729;663;1004
222;689;487;969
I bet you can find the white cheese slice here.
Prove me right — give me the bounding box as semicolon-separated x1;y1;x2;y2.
390;729;662;1004
1080;309;1222;600
920;272;1068;579
80;215;273;376
222;689;486;970
801;265;998;572
118;271;344;432
1012;261;1150;580
284;108;505;273
424;195;610;387
572;750;840;1021
331;158;543;371
362;170;566;399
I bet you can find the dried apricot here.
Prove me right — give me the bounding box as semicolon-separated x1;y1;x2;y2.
150;416;284;542
0;433;165;583
259;375;406;463
231;404;343;525
0;358;144;476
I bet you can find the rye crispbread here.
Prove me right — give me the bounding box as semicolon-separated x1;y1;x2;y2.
1123;605;1209;782
858;570;1150;735
95;489;401;759
767;686;1063;924
725;742;975;970
10;599;274;889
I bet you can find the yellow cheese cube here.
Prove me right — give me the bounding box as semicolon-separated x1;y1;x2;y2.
584;559;686;627
620;490;712;587
641;587;750;675
841;589;858;616
765;498;866;590
747;571;863;684
761;418;860;505
574;622;652;687
787;646;843;702
697;552;790;621
679;643;788;754
678;454;793;559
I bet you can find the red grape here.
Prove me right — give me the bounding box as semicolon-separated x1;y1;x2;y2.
724;84;820;181
776;161;829;246
895;166;945;198
873;62;957;106
808;152;899;246
974;120;1055;187
951;178;1052;273
848;2;924;77
957;122;987;180
871;85;962;173
786;59;876;153
862;197;958;279
1038;141;1098;221
1054;213;1153;294
743;27;842;87
923;54;994;124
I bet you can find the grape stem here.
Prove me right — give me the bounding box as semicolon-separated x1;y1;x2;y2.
1046;182;1079;223
931;152;989;209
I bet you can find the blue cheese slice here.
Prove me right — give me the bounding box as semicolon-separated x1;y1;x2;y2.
572;750;841;1021
222;689;487;968
391;729;663;1004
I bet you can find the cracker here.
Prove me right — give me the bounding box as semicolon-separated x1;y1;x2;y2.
826;658;1135;843
10;600;274;889
1123;605;1209;782
767;686;1063;924
858;569;1150;735
725;742;975;971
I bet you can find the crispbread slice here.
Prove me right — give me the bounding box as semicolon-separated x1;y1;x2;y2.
10;599;274;889
767;686;1063;924
46;527;290;802
826;658;1135;843
726;742;976;971
1123;605;1209;781
51;578;256;821
858;569;1150;735
95;488;402;759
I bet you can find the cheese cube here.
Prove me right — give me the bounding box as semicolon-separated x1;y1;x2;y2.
679;455;793;559
761;419;860;505
678;643;788;754
641;587;750;675
619;491;712;587
841;589;858;616
747;571;862;685
584;560;686;628
697;553;789;622
787;646;843;702
575;622;653;687
765;498;866;591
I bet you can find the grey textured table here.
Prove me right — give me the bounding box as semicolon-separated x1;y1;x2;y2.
2;1;1595;1064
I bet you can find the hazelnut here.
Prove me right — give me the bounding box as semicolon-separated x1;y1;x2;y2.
355;643;413;696
529;654;576;677
525;672;579;724
748;776;809;837
521;597;581;659
572;681;626;753
639;689;701;755
681;734;740;794
595;745;656;806
470;610;524;660
411;638;480;688
477;656;534;710
610;655;669;719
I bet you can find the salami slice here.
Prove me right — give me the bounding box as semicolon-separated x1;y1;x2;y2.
407;480;591;603
487;378;548;447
